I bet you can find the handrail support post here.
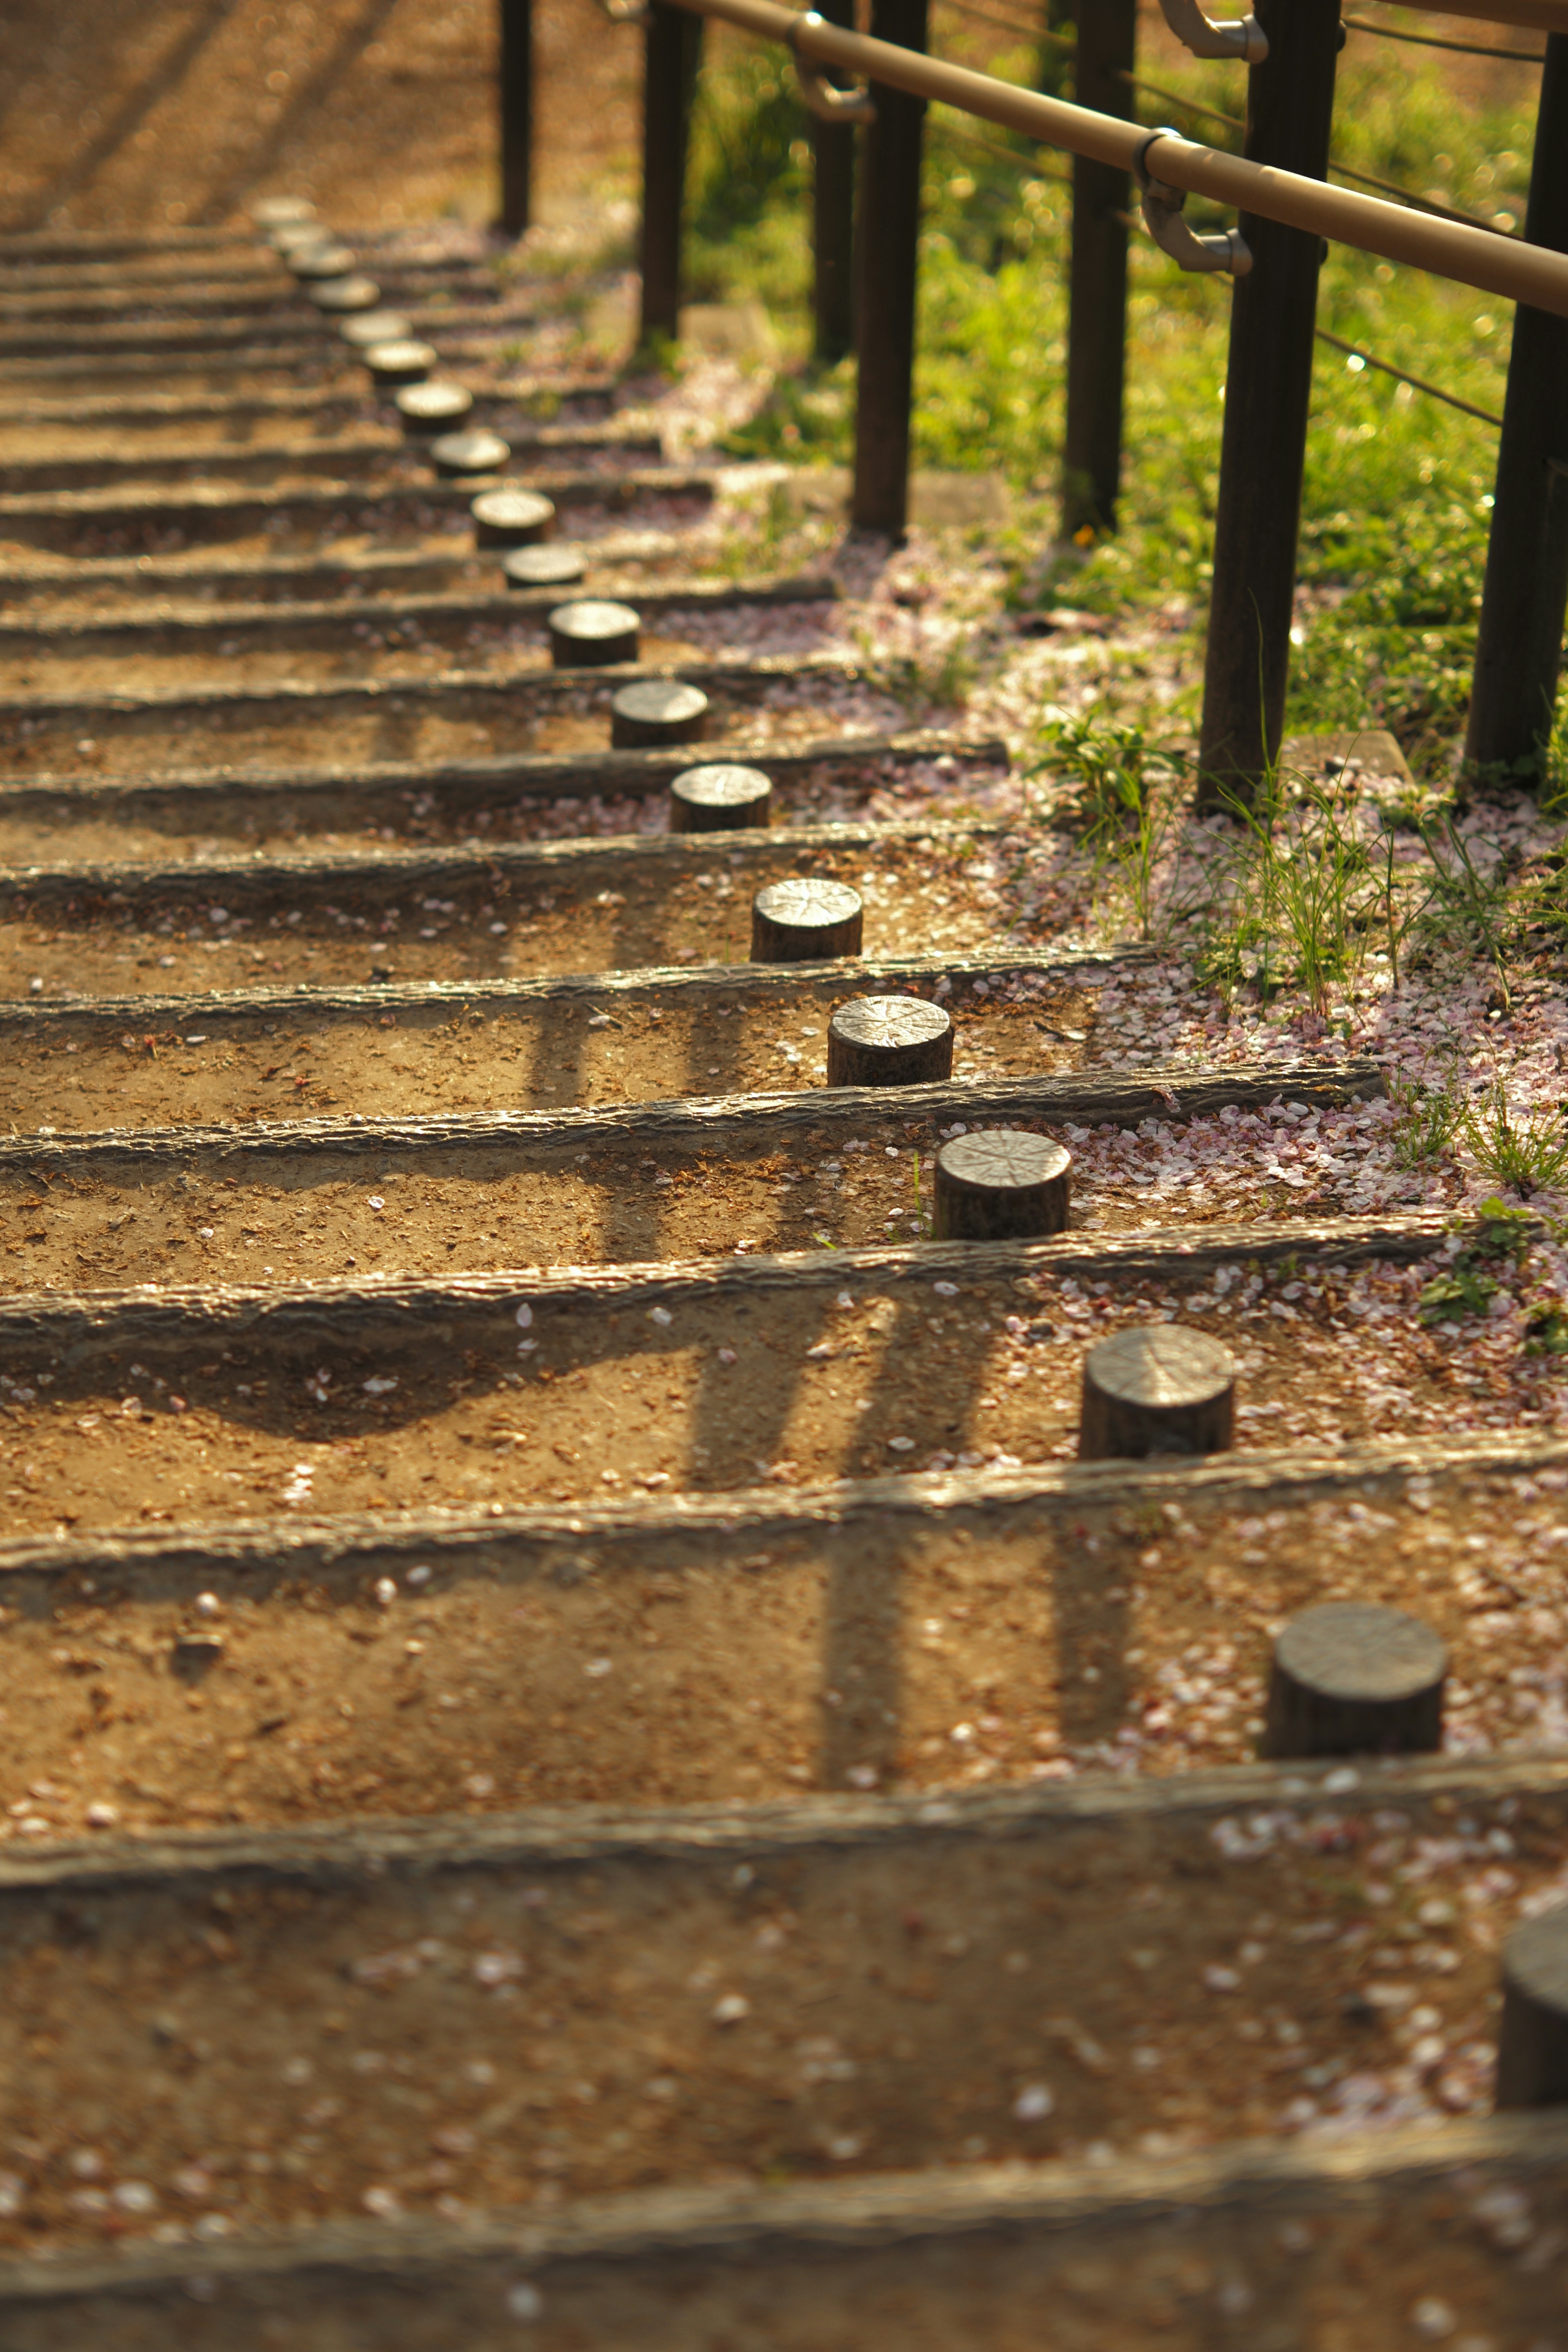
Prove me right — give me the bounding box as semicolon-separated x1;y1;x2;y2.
1464;32;1568;789
640;0;705;347
1196;0;1340;803
851;0;929;534
811;0;860;361
499;0;534;236
1062;0;1137;537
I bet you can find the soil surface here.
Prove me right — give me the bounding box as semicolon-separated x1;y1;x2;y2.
0;1248;1507;1545
0;828;1019;992
3;51;1568;2332
0;1460;1562;1838
0;662;908;784
0;976;1096;1129
0;0;637;234
0;1782;1554;2248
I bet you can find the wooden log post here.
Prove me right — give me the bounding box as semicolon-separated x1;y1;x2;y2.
502;546;587;590
1061;0;1136;537
1260;1603;1447;1760
472;488;556;546
1463;36;1568;788
428;428;511;479
669;763;774;831
812;0;859;362
610;681;710;748
751;878;864;960
1196;0;1341;803
364;340;436;387
932;1130;1071;1240
851;0;929;536
640;0;705;347
1078;1325;1235;1459
548;600;641;666
399;384;474;437
499;0;535;237
1498;1907;1568;2108
827;996;953;1084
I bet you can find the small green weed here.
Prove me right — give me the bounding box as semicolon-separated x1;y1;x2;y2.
859;631;979;712
1524;1306;1568;1358
1033;714;1194;942
1457;1082;1568;1197
1419;1198;1533;1324
1391;1078;1461;1171
1415;815;1516;1009
1200;781;1384;1016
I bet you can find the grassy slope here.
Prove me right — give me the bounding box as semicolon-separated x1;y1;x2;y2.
683;20;1542;782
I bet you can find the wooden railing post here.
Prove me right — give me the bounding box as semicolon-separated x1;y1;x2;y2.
1463;34;1568;786
639;0;705;346
812;0;858;362
1196;0;1340;802
499;0;534;236
851;0;929;534
1061;0;1136;537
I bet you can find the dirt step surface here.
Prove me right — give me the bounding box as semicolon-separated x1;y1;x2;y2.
0;1432;1561;1838
0;957;1099;1128
0;374;620;449
0;467;714;561
0;325;580;390
0;393;632;467
0;574;830;684
0;633;830;719
0;352;412;398
0;731;1004;859
0;821;1010;991
5;2123;1567;2352
0;420;660;497
0;265;494;327
0;298;540;364
0;1764;1561;2259
2;181;1553;2342
0;1047;1372;1281
0;408;388;462
0;651;874;780
0;1217;1474;1535
0;527;708;612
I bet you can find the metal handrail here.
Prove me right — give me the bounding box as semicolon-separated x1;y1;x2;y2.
654;0;1568;318
1387;0;1568;32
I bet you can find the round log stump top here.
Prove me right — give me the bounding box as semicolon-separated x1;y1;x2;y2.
672;763;771;811
1504;1907;1568;2019
397;383;471;432
308;276;381;312
364;340;435;382
755;878;862;934
292;245;357;278
395;383;470;425
548;600;640;663
429;427;510;477
1274;1603;1449;1707
292;243;357;279
501;544;587;589
254;196;316;227
938;1130;1071;1194
832;996;950;1054
611;680;708;731
1086;1324;1235;1413
340;309;412;347
273;224;332;259
472;486;555;543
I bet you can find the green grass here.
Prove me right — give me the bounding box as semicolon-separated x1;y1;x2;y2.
677;20;1539;774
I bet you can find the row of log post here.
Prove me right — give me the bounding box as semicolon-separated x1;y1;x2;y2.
499;0;1568;797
